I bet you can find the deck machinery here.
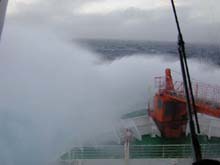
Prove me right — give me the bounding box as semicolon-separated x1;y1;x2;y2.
149;68;220;138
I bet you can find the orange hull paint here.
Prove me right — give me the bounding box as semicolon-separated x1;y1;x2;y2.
149;68;220;138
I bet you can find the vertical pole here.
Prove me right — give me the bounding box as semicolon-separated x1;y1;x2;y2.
124;142;129;165
170;0;202;162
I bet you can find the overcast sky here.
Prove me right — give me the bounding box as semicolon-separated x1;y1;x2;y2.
1;1;220;164
5;0;220;43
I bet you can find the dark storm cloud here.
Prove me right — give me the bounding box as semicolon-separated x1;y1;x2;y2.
7;0;220;43
1;1;220;165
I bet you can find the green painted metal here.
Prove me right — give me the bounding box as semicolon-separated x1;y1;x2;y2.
60;135;220;160
60;143;220;160
60;146;124;160
133;135;220;145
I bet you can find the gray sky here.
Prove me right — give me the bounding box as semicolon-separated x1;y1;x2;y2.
1;1;220;164
6;0;220;43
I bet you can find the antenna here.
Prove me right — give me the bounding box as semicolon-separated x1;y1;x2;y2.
170;0;202;162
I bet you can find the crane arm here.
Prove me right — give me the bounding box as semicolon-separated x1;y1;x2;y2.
167;94;220;118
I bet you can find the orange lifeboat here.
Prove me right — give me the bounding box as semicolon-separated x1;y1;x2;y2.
149;69;187;138
149;68;220;138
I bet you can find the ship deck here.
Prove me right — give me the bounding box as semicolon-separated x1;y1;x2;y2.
60;135;220;161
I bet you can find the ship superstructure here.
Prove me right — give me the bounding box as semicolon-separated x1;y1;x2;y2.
58;69;220;165
149;68;220;138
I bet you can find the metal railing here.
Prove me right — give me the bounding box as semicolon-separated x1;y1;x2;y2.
60;143;220;160
155;76;220;106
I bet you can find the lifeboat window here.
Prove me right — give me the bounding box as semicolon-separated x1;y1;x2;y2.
165;102;177;116
158;99;163;109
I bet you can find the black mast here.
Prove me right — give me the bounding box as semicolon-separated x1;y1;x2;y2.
170;0;202;162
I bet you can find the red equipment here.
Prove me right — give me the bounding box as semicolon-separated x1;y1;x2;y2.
149;68;220;138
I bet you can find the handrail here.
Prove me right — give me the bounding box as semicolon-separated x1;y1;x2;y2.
60;143;220;160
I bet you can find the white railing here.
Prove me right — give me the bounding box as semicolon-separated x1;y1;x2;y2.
60;143;220;160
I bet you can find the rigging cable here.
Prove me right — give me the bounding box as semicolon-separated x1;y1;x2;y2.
170;0;202;162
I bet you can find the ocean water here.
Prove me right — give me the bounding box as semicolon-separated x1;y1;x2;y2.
78;39;220;65
2;33;220;165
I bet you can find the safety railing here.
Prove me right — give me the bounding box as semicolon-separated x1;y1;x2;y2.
60;145;124;160
60;143;220;160
155;76;220;107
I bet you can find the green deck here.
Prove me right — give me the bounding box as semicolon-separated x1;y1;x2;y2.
60;135;220;160
133;134;220;145
60;146;123;160
130;135;220;159
60;109;220;161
